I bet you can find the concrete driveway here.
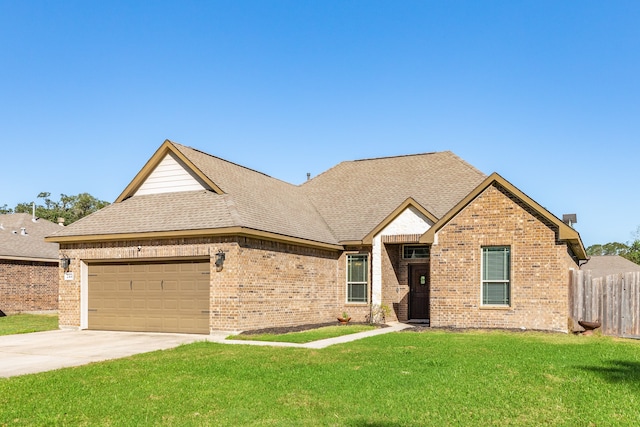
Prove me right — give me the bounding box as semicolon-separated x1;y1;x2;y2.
0;329;217;378
0;322;413;378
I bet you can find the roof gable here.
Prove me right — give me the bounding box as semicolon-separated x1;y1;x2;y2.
116;140;223;202
362;198;437;244
419;172;587;260
134;151;208;197
302;151;486;242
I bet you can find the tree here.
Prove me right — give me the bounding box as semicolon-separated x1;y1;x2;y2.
624;239;640;265
622;226;640;265
586;242;629;256
587;226;640;266
12;192;109;225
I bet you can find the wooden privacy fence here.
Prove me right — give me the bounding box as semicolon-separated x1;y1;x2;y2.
570;270;640;339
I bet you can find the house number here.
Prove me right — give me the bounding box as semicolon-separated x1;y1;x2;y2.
420;275;426;285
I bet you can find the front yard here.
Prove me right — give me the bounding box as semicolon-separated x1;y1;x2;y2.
0;313;58;336
1;327;639;426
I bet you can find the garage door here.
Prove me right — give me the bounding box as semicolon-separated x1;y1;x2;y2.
88;260;210;334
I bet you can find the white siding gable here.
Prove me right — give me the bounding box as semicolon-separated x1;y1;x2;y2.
135;152;207;196
380;206;433;236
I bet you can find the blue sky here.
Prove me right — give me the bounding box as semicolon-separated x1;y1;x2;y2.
1;1;638;247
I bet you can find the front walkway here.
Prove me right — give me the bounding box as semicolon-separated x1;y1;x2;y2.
220;321;414;349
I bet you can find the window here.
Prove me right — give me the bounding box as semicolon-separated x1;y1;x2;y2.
482;246;510;306
403;245;430;259
347;254;368;303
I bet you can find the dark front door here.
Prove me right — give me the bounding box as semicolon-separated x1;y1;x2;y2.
409;263;430;319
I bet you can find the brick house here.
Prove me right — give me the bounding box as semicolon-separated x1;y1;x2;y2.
0;213;61;314
47;140;586;334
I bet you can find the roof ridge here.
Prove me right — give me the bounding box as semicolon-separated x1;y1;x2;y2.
171;141;297;186
351;151;442;162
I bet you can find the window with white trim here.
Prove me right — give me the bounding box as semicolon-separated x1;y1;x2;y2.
481;246;510;306
347;254;368;303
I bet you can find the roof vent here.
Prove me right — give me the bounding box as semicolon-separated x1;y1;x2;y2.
57;217;65;226
20;227;27;236
562;214;577;227
306;172;311;181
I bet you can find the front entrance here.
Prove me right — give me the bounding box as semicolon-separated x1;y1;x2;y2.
409;263;430;320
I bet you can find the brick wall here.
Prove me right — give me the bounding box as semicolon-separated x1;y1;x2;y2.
336;248;371;322
0;260;58;313
429;183;577;332
380;244;402;321
232;237;342;330
59;236;345;332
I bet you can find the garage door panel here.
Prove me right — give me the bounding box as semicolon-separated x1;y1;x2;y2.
147;264;164;273
131;297;147;310
180;298;208;311
88;261;210;334
117;281;132;291
131;316;147;330
146;298;163;310
163;298;179;310
146;317;163;329
100;281;118;292
131;264;147;273
100;299;118;310
163;280;178;291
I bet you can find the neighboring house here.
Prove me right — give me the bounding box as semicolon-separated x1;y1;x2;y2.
47;140;587;334
580;255;640;278
0;213;61;314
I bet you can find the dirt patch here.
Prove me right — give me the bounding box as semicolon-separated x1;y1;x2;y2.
238;322;388;336
238;323;558;337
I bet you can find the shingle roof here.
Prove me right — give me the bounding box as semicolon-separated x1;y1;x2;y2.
0;213;60;260
172;144;339;244
49;143;339;245
580;255;640;278
54;190;236;236
48;141;487;246
301;152;486;242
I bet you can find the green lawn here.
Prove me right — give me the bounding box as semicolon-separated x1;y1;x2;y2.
231;324;377;343
1;330;639;426
0;314;58;336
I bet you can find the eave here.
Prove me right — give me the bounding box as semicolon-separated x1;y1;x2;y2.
0;255;59;263
45;226;344;252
